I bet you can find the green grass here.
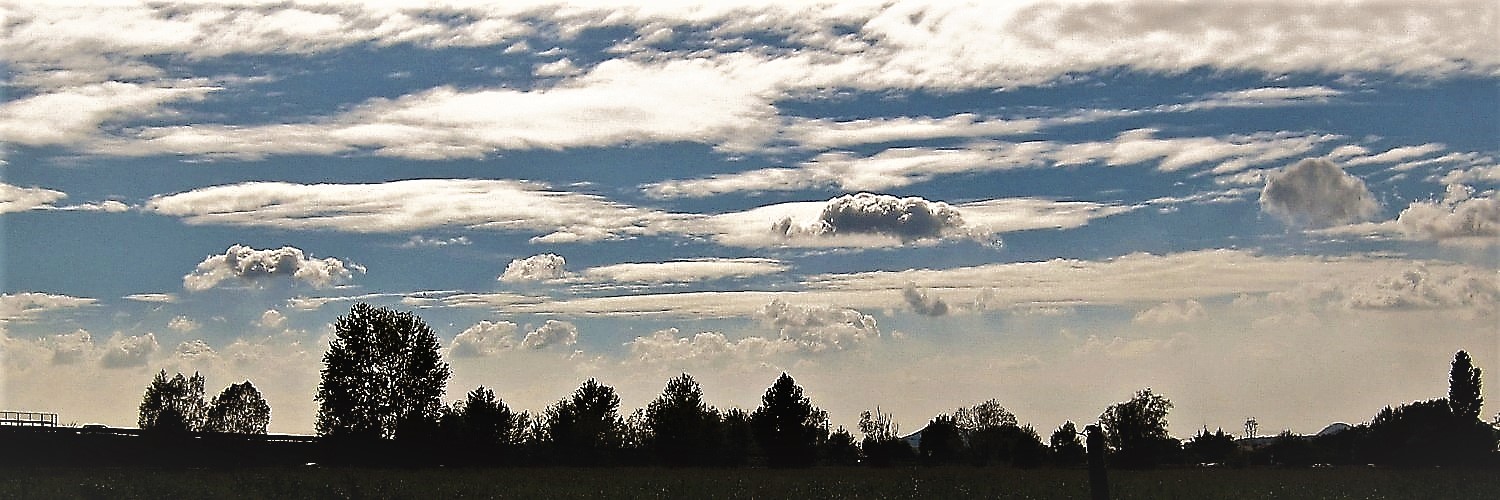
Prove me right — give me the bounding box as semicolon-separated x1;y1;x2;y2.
1;466;1497;499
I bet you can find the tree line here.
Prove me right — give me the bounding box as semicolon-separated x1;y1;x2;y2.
137;303;1499;468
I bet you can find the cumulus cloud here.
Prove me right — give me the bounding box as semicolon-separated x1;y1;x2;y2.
1133;300;1206;325
902;284;950;316
1259;264;1498;317
47;329;95;365
0;183;66;213
1391;186;1500;243
500;254;571;283
167;316;200;333
258;309;287;329
759;299;879;352
148;179;669;243
763;193;967;245
450;320;521;358
183;244;363;292
698;193;1131;249
1260;158;1379;227
174;339;217;360
522;320;579;350
99;333;159;369
624;328;786;366
0;292;97;322
399;235;472;248
449;319;578;356
1344;266;1498;313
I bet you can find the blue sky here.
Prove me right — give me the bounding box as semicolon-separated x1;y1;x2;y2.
2;0;1496;436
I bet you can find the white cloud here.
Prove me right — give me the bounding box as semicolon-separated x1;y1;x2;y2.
1391;188;1500;243
10;2;1485;161
758;299;879;353
99;333;159;369
1260;158;1380;227
182;244;363;292
1344;143;1446;167
46;329;95;365
1133;300;1207;325
1439;163;1500;184
89;58;778;159
1256;264;1498;318
258;309;287;329
534;58;582;77
482;250;1491;321
174;339;217;360
52;200;132;213
0;183;67;213
623;328;788;366
399;235;472;248
448;319;578;356
581;258;788;285
0;292;97;322
122;293;177;304
500;254;572;283
521;320;579;350
0;81;215;146
646;131;1333;198
167;316;200;333
148;179;669;243
697;193;1131;249
449;320;520;358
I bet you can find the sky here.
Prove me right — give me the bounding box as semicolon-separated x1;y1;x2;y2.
1;0;1497;437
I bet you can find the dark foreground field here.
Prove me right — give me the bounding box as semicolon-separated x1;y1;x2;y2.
3;466;1498;499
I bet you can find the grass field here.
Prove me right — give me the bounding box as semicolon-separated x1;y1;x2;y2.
3;466;1498;499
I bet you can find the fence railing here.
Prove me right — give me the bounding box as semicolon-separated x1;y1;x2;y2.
0;411;58;427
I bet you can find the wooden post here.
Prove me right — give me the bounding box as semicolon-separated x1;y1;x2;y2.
1086;424;1109;500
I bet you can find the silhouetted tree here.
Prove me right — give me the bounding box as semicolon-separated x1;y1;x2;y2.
719;408;755;466
824;426;861;466
954;399;1017;432
1267;430;1316;466
204;381;270;434
1183;427;1237;465
1450;350;1483;421
1099;388;1177;468
751;373;828;467
953;399;1042;467
1358;398;1497;465
858;407;911;466
645;373;721;466
918;414;964;465
315;303;450;440
545;378;625;465
1051;421;1086;466
138;370;207;433
443;386;513;449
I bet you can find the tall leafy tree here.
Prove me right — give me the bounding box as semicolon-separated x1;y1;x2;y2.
918;414;964;464
315;303;450;440
138;370;207;433
545;378;625;464
645;373;721;465
1099;388;1176;468
205;381;271;434
455;386;514;446
751;373;828;467
1051;421;1086;466
1449;350;1483;421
